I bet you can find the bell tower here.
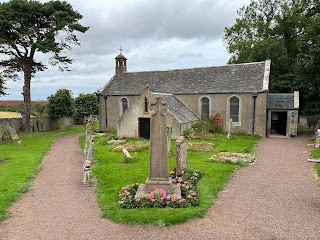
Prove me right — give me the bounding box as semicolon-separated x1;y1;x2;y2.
115;47;127;76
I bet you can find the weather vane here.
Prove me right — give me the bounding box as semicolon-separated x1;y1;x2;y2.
119;47;123;54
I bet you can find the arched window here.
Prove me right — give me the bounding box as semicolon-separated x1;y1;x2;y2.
144;97;148;112
229;96;239;122
200;97;210;119
121;98;128;115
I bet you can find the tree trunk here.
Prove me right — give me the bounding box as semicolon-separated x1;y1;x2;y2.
22;61;32;132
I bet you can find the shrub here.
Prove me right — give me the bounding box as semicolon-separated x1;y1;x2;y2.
75;93;98;119
47;89;75;118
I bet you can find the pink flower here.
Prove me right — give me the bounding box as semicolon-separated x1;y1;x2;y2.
146;194;150;199
179;199;186;202
178;178;183;182
171;179;176;182
182;184;186;187
125;192;130;195
129;196;131;199
122;197;126;200
192;192;196;195
136;198;140;202
151;199;155;202
187;194;192;198
120;201;124;204
126;185;129;188
171;197;177;202
122;187;126;190
186;186;190;189
118;194;122;196
177;183;181;186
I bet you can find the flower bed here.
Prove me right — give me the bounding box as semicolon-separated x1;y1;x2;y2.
118;169;204;209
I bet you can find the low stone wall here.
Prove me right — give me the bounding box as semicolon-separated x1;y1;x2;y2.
0;117;75;132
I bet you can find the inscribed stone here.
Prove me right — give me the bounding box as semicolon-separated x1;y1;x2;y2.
33;123;38;132
214;113;223;128
176;136;188;176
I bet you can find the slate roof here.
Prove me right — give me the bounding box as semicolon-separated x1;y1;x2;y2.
267;93;295;110
100;61;268;96
152;93;199;124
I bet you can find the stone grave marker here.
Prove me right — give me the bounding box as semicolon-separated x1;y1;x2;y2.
315;129;320;149
33;122;38;132
59;119;66;132
17;140;23;147
37;120;43;132
167;127;172;155
135;97;181;199
227;118;233;139
7;126;19;140
214;113;223;128
176;136;188;176
83;136;95;186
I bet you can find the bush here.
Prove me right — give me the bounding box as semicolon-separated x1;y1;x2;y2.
305;115;320;128
47;89;75;119
75;93;98;119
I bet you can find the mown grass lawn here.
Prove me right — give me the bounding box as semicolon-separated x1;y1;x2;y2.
86;133;260;227
0;126;85;221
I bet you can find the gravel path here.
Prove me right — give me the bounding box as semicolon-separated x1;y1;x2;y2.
0;132;319;239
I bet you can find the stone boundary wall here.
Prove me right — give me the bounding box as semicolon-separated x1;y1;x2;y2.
0;117;75;132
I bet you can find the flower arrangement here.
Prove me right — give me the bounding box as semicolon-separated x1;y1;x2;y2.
117;169;203;209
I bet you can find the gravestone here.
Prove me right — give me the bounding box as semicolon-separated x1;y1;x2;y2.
227;118;233;139
83;136;95;186
33;122;38;132
315;129;320;149
7;126;19;140
37;121;43;132
167;127;172;155
214;113;223;128
176;136;188;176
59;119;66;132
135;97;181;199
91;115;98;131
122;149;132;158
86;135;95;160
0;126;3;143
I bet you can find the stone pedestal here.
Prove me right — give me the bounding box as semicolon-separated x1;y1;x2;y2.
135;97;181;199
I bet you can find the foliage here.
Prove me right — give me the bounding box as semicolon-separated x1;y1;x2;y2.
183;128;191;139
75;93;98;119
119;154;140;164
311;149;320;159
0;103;48;117
0;73;7;96
224;0;320;115
304;115;320;128
87;133;260;226
0;0;89;130
316;164;320;179
47;89;75;119
191;118;225;138
0;125;85;221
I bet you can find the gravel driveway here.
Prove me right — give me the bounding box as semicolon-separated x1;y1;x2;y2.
0;132;319;239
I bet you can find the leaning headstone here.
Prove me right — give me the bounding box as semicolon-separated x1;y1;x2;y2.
135;97;181;199
7;126;19;140
315;129;320;149
59;119;66;132
17;140;23;147
83;159;91;186
227;118;233;139
167;127;172;155
33;122;38;132
214;113;223;128
176;136;188;176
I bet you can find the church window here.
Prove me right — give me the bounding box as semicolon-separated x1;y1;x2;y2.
229;97;239;122
200;97;210;119
121;98;128;115
144;97;148;112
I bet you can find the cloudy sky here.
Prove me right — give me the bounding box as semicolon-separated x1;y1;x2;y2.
1;0;251;101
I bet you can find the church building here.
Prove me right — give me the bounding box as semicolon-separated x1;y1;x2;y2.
97;50;299;138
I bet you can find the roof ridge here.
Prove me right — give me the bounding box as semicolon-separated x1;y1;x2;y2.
123;61;267;74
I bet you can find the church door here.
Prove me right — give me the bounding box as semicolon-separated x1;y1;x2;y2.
139;118;150;139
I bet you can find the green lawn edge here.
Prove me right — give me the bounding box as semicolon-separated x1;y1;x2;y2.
0;125;85;221
86;133;260;227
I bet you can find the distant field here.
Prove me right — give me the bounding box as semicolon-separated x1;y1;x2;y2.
0;111;22;118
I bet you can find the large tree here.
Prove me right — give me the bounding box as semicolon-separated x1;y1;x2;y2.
0;0;88;131
0;73;7;96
